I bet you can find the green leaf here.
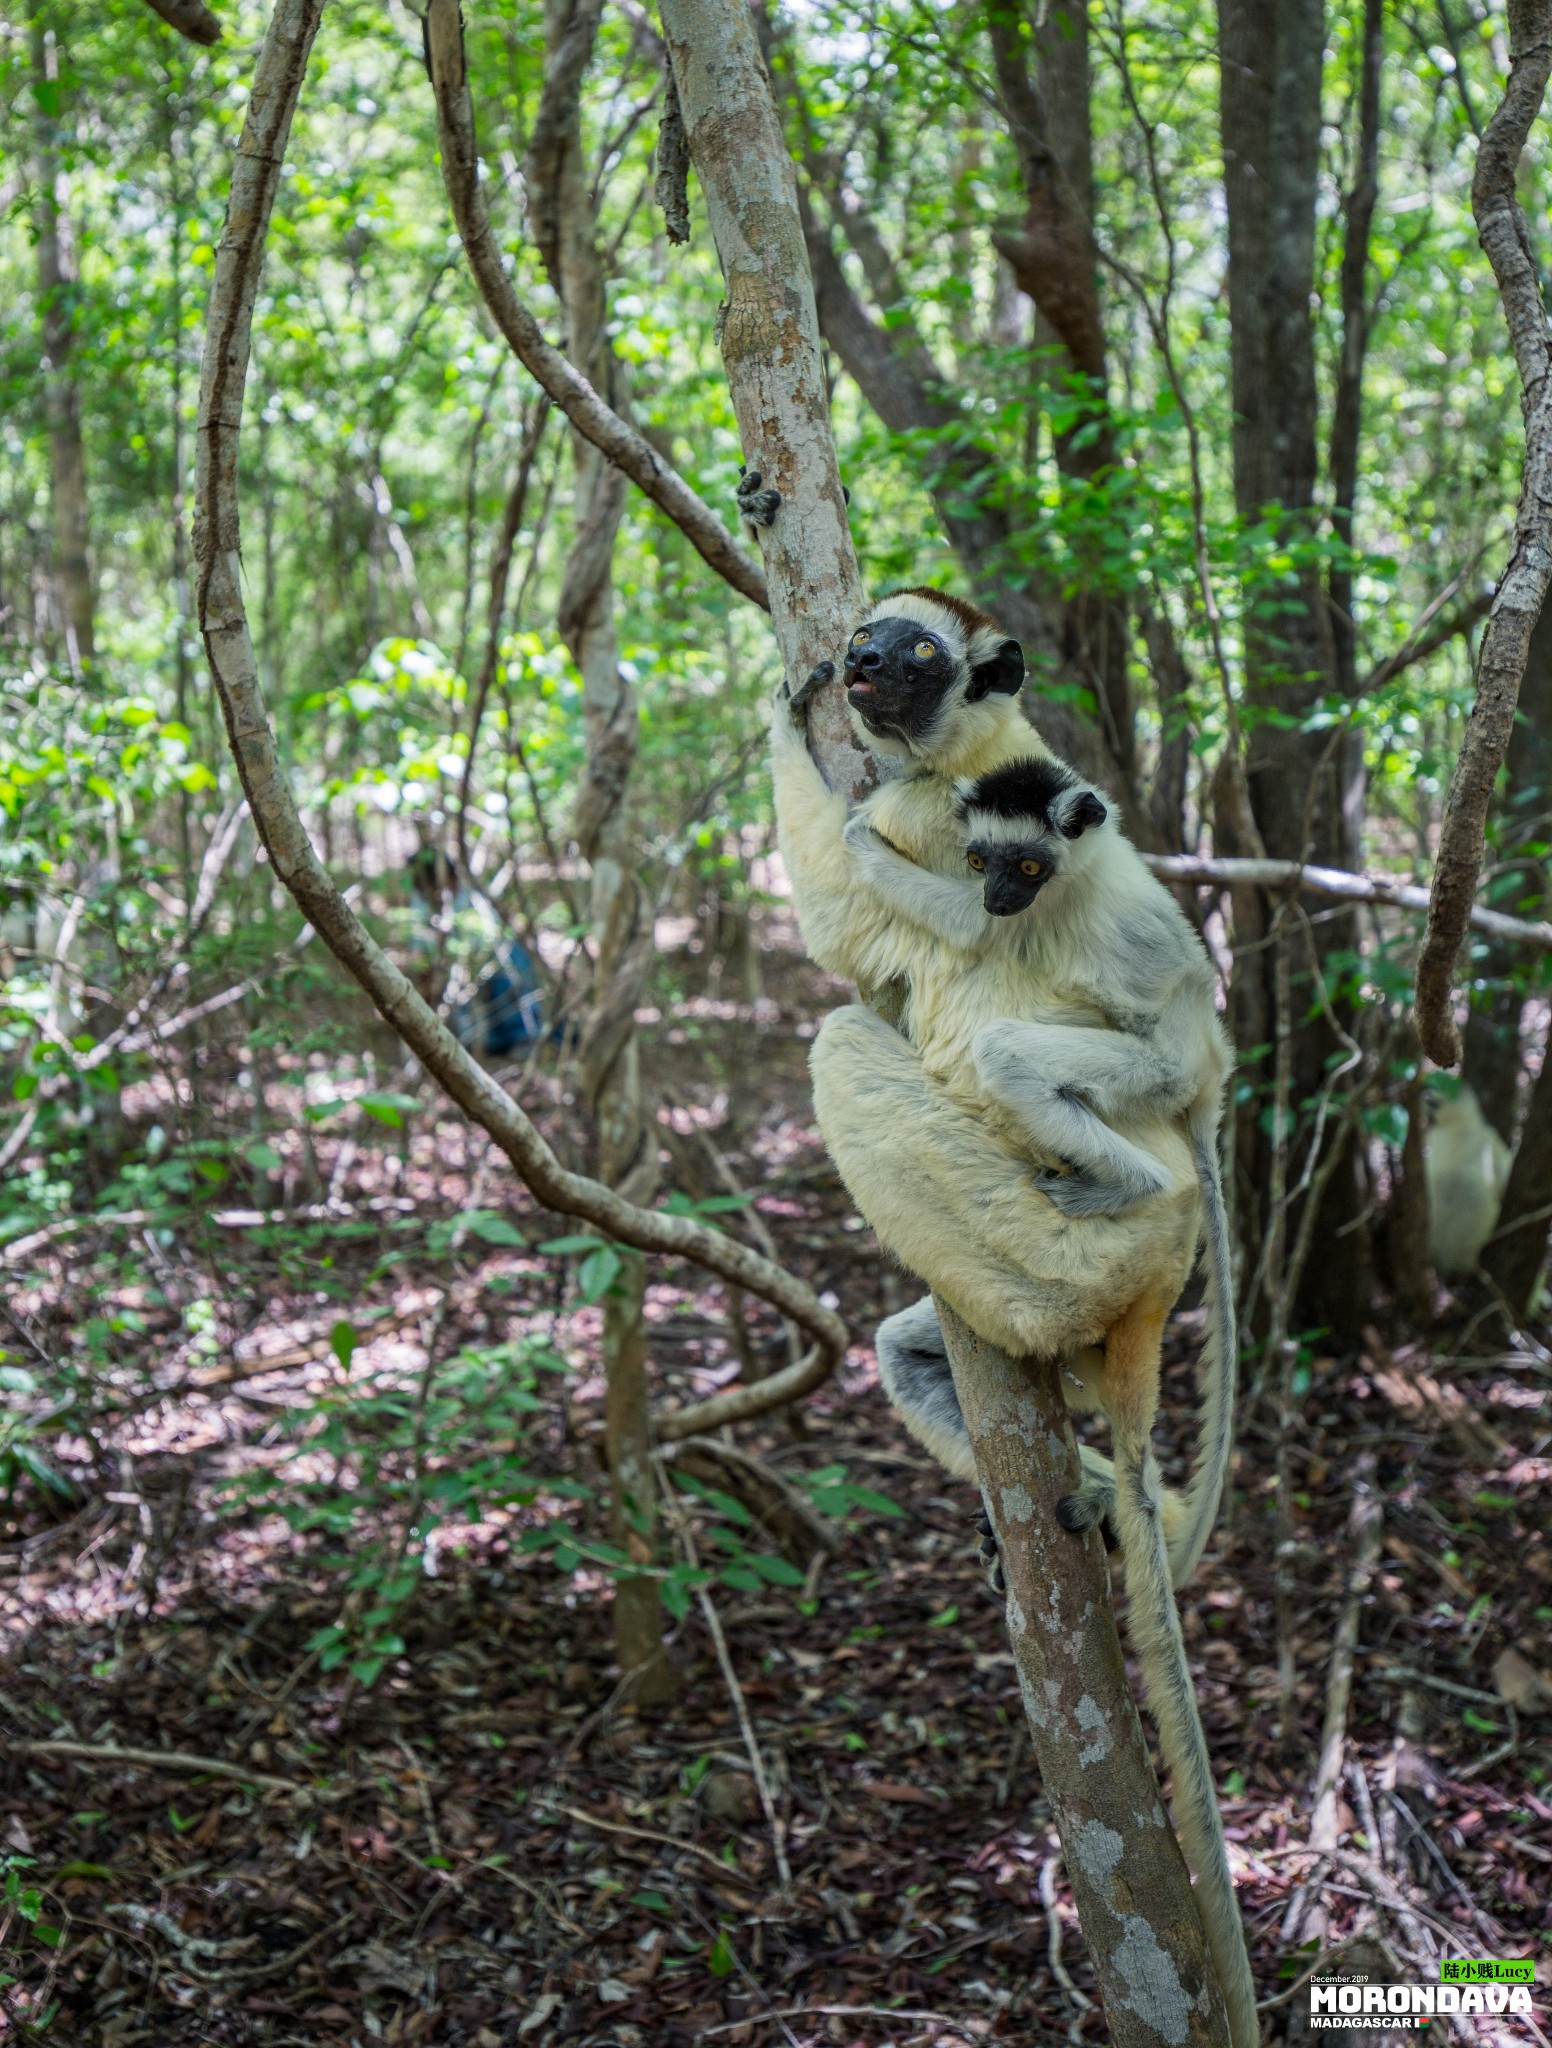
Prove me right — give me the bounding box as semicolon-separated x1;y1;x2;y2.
577;1245;622;1301
331;1322;358;1372
707;1928;737;1978
538;1234;605;1256
746;1553;806;1586
358;1091;420;1127
460;1210;525;1246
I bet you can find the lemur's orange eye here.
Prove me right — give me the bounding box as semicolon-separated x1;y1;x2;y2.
1020;860;1043;878
913;638;937;661
967;852;986;872
850;628;869;647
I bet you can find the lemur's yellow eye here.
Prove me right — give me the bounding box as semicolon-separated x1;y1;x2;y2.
967;851;986;872
913;638;936;661
1020;859;1043;878
850;628;869;647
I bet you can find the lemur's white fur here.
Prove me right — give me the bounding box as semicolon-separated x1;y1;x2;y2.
773;598;1256;2048
1425;1085;1511;1278
841;754;1235;1587
772;598;1233;1582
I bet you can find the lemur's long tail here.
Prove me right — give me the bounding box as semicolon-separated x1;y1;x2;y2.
1110;1417;1260;2048
1172;1118;1238;1589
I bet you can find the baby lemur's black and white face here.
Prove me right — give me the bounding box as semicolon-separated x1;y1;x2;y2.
955;759;1108;917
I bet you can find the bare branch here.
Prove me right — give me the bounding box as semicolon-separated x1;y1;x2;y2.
422;0;768;612
1357;580;1494;696
1416;2;1552;1064
192;0;844;1430
657;0;866;777
984;1;1107;379
1143;852;1552;952
141;0;220;48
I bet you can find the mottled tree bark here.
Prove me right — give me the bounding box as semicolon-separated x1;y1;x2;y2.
938;1302;1231;2048
659;0;1230;2035
31;6;95;672
528;0;670;1704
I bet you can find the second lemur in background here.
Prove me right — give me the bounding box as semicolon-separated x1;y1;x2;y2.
1425;1081;1511;1278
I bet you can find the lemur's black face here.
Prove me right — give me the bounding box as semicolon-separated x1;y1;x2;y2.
842;616;957;745
842;615;1025;746
958;761;1108;916
966;840;1060;917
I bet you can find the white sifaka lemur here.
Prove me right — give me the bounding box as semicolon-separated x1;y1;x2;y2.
770;586;1254;2048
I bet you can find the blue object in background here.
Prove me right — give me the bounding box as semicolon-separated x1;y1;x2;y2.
452;938;547;1056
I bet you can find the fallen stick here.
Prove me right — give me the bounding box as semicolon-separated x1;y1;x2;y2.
4;1737;309;1799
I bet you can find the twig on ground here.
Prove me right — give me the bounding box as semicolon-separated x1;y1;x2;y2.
1283;1458;1384;1946
660;1470;792;1885
3;1738;310;1799
548;1802;761;1886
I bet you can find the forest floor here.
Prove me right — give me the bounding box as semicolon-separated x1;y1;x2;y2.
1;946;1550;2048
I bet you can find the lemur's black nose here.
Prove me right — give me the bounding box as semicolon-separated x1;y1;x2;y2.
854;647;884;671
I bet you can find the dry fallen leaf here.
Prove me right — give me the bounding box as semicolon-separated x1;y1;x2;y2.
519;1993;560;2037
1493;1647;1552;1716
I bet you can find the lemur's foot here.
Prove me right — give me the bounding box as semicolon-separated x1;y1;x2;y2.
783;658;833;728
737;466;782;527
1034;1166;1121;1220
1057;1477;1120;1552
974;1508;1006;1596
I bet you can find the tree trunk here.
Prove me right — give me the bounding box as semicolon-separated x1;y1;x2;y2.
939;1305;1232;2048
31;5;95;672
660;2;1231;2036
986;1;1141;820
528;0;670;1705
1483;1048;1552;1319
1217;0;1371;1338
